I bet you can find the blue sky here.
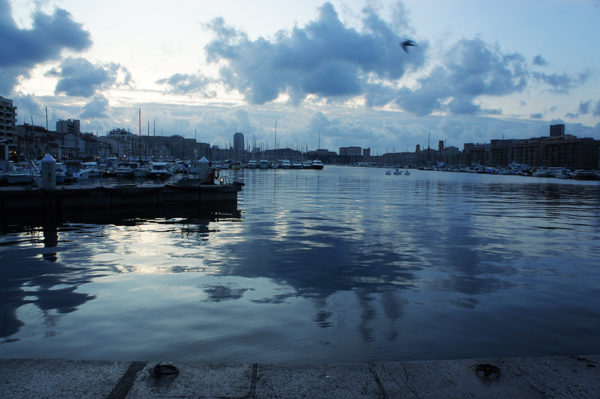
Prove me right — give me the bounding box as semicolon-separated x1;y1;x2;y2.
2;0;599;154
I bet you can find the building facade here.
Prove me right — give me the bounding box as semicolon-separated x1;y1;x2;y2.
233;132;244;161
0;96;17;160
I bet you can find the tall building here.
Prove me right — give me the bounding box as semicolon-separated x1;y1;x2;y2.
0;96;17;160
550;124;565;137
233;132;244;161
56;119;80;135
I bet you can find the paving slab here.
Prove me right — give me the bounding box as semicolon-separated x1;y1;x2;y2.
502;355;600;398
374;358;546;399
125;362;253;398
255;363;383;399
0;358;130;399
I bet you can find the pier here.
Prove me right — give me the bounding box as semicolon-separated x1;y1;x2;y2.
1;355;598;398
0;182;243;224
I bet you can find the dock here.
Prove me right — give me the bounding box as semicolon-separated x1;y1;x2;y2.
0;182;243;224
0;355;598;398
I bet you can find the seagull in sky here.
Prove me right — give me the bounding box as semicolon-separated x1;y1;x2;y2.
400;40;417;53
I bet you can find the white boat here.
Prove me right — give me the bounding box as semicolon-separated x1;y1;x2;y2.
302;160;312;168
149;162;172;179
81;162;102;177
291;161;303;169
279;160;292;169
258;160;270;169
246;160;258;169
310;160;324;170
6;163;35;184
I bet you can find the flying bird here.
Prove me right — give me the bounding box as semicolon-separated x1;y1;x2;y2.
400;40;417;53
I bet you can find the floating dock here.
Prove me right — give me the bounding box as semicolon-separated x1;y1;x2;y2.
0;182;243;223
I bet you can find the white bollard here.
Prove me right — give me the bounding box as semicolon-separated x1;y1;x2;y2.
198;156;210;183
41;153;56;190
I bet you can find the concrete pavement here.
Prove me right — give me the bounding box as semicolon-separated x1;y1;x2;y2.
1;355;598;398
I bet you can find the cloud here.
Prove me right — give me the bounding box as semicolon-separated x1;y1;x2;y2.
203;2;426;105
80;95;109;119
156;73;215;97
12;93;43;122
594;101;600;117
530;113;543;119
395;38;527;116
532;55;547;66
532;70;590;93
578;101;590;115
46;57;131;97
0;0;91;94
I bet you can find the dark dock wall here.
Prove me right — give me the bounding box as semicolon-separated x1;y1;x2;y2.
0;183;242;223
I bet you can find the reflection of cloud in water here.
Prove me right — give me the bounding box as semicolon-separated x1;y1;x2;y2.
202;285;254;302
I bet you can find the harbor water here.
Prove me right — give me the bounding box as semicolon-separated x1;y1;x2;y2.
1;166;599;362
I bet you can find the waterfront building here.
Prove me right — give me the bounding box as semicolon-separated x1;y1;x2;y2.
56;119;81;135
233;132;244;161
339;146;362;156
550;123;565;138
0;96;17;160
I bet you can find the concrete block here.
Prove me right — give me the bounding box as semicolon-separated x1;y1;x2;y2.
0;358;129;399
374;358;545;399
126;362;253;398
503;355;600;398
255;363;382;399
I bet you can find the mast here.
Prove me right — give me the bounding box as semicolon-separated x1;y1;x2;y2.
138;108;142;161
274;120;277;160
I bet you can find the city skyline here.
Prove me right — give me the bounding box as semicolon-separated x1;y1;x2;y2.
2;0;600;155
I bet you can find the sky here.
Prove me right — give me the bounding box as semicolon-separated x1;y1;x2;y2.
2;0;600;154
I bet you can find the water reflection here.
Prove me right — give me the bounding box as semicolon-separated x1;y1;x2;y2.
0;207;240;340
1;168;600;361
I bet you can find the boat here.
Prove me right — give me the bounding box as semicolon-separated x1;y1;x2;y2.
246;160;258;169
5;162;35;185
385;170;392;175
279;160;291;169
310;160;324;170
572;170;597;180
258;160;270;169
302;160;312;169
81;162;102;177
393;169;402;175
404;170;410;176
291;161;303;169
149;162;172;179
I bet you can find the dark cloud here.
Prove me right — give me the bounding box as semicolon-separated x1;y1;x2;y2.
532;70;590;93
532;55;547;66
530;113;543;119
156;73;215;97
579;101;590;114
47;57;131;97
395;38;527;116
0;0;91;94
594;101;600;117
203;2;426;105
80;95;109;119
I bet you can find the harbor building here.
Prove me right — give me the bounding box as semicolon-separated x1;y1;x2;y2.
233;132;244;161
56;119;81;135
0;96;17;160
489;126;599;169
550;123;565;137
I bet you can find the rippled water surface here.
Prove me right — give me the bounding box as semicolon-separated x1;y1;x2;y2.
1;166;600;362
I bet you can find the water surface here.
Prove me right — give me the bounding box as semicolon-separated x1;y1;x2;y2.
1;166;599;362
